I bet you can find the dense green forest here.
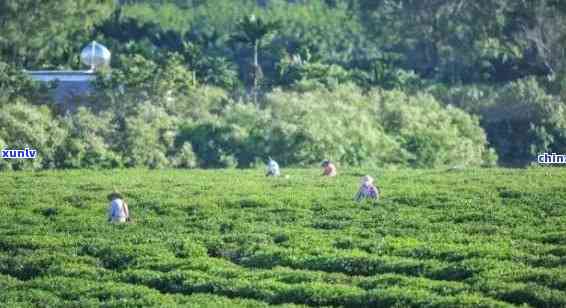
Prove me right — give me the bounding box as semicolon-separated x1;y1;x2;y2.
1;0;566;170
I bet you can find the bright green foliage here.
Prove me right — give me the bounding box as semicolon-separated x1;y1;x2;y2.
122;0;256;33
0;83;492;170
115;104;176;168
94;54;197;113
374;90;497;168
171;142;199;169
258;86;400;166
277;60;354;90
121;103;178;169
196;85;495;168
58;107;121;169
0;61;49;102
0;102;66;170
0;168;565;306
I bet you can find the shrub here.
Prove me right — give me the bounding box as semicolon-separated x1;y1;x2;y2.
0;288;62;307
479;78;566;166
168;239;208;259
255;85;402;167
57;107;121;168
171;142;198;168
0;61;48;102
429;83;497;115
373;89;497;167
94;53;196;113
0;273;20;289
177;122;241;168
433;79;566;166
120;103;178;168
170;86;231;121
174;84;494;168
258;85;494;167
277;60;353;91
0;102;66;170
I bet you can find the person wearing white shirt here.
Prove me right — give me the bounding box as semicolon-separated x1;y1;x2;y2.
266;158;280;177
107;192;129;223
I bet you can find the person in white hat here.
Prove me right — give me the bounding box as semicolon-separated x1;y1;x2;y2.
354;175;379;202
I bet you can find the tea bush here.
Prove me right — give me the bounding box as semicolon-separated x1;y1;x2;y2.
0;168;565;307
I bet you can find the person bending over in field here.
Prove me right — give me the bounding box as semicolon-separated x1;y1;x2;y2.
354;175;379;202
107;192;130;223
266;157;280;177
321;160;337;177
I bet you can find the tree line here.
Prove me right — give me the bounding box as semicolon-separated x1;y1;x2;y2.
1;0;565;169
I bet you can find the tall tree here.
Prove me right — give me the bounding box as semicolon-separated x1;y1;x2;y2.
514;0;566;79
357;0;526;83
231;14;280;103
0;0;114;69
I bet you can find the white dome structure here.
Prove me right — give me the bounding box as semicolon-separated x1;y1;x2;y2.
80;41;111;70
24;41;114;108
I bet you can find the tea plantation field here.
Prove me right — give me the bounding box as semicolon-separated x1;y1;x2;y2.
1;168;565;307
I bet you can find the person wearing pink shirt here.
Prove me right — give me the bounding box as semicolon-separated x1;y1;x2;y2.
321;160;337;176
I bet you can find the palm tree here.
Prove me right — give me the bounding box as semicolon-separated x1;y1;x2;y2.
231;14;280;103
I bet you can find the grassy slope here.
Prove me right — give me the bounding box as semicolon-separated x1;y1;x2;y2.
0;168;565;307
